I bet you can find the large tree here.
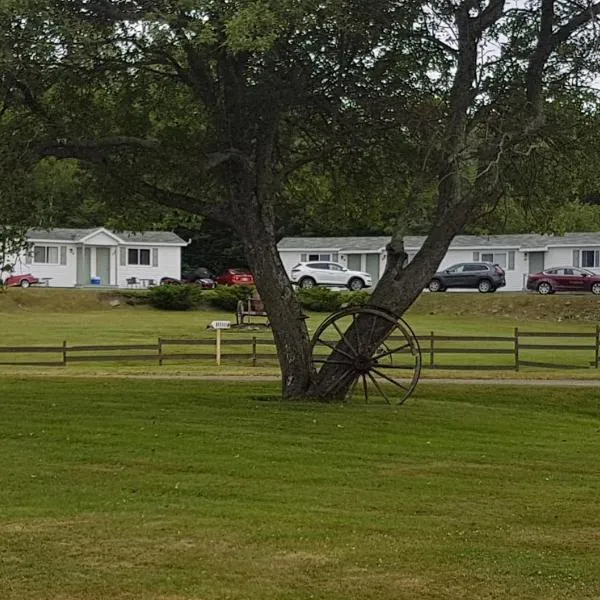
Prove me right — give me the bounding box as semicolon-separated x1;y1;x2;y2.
2;0;600;398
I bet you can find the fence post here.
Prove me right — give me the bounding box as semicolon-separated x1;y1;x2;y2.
429;331;435;369
158;337;163;366
252;336;257;367
595;325;599;369
216;329;221;366
514;327;519;372
62;340;67;366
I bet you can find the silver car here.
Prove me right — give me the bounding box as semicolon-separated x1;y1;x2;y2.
290;261;372;290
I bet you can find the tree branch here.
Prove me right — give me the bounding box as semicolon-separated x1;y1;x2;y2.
526;1;600;115
472;0;506;37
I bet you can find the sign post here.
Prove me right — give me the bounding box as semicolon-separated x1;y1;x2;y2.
210;320;231;366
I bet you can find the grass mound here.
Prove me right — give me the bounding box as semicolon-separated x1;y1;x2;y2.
0;288;124;312
410;291;600;322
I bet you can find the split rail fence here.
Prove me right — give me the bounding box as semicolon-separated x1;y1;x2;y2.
1;326;599;371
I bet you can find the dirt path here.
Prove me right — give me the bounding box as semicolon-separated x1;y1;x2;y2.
8;373;598;387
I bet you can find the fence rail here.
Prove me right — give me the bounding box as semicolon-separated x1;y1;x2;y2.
0;326;599;370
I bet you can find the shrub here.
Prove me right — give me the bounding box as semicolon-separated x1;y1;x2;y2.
147;284;202;311
202;285;254;311
340;290;371;307
296;287;372;312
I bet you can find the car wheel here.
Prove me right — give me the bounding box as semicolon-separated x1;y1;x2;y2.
299;277;316;289
428;279;443;292
592;283;600;295
20;279;30;288
348;277;364;291
537;282;552;295
477;279;492;293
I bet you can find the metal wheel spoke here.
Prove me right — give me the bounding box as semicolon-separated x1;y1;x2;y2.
332;321;358;356
346;374;360;402
372;368;410;392
315;337;355;361
373;342;411;360
367;372;391;404
362;374;369;403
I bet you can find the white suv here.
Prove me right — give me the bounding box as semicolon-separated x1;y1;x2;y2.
290;261;373;290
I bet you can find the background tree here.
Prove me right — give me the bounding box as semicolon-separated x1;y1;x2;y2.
2;1;600;398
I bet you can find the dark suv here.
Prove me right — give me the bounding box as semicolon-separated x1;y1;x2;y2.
428;262;506;293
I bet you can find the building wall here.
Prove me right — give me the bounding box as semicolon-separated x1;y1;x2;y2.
117;245;181;287
10;243;182;287
15;243;78;287
279;250;302;276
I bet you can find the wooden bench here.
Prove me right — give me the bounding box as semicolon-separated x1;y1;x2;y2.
236;298;270;326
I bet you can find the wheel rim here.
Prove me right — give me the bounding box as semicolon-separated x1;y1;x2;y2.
592;283;600;295
349;279;362;291
538;283;551;295
429;280;440;292
301;278;315;289
479;280;491;292
310;305;422;405
21;280;30;288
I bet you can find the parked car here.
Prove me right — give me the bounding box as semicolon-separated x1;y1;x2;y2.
159;269;216;289
526;266;600;295
290;261;373;290
159;276;182;286
214;268;255;286
4;273;39;288
181;267;217;289
428;262;506;293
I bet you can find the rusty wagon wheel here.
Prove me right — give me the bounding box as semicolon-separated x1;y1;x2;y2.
310;305;422;405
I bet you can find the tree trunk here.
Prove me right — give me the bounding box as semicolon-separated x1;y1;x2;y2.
308;178;472;400
234;193;315;399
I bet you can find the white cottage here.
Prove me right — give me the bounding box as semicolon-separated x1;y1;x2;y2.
277;233;600;291
10;227;188;288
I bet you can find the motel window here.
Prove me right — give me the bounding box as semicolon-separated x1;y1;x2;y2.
301;253;332;262
480;251;515;270
481;252;506;268
581;249;600;268
128;248;151;266
33;245;59;264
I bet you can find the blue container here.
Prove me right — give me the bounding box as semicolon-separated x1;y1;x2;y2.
90;276;101;285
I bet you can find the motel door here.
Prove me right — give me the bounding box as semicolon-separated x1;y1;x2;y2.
528;252;545;273
365;253;380;284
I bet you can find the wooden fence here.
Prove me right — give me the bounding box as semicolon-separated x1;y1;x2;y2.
0;326;599;370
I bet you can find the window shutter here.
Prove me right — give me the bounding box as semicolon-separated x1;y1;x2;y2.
596;250;600;267
473;252;479;261
300;254;307;262
60;246;67;265
508;251;515;271
119;247;126;266
152;248;159;267
572;250;579;267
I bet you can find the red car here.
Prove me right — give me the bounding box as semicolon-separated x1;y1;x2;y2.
526;266;600;295
214;268;255;286
4;273;39;288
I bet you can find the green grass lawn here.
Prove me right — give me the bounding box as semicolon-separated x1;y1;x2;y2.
1;288;599;377
1;377;599;599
